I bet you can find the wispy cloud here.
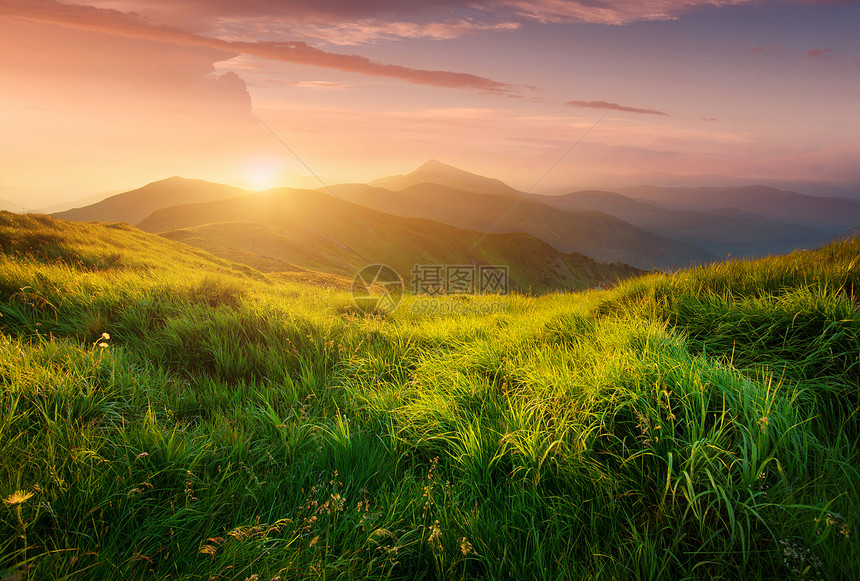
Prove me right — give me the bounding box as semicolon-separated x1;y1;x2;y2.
497;0;752;25
567;99;668;116
230;40;517;93
751;44;841;62
0;0;520;94
751;43;782;54
214;17;521;45
289;80;353;90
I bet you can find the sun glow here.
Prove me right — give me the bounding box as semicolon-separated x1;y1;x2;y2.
243;158;284;191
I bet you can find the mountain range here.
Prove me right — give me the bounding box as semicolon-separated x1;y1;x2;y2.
327;181;713;268
139;188;641;292
43;160;860;290
529;189;829;257
620;185;860;237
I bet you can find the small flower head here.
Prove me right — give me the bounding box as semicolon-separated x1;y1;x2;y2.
3;490;34;506
460;537;474;555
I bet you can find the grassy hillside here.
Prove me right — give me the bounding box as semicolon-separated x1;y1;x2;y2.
53;177;249;225
328;183;715;269
140;189;642;292
1;212;858;580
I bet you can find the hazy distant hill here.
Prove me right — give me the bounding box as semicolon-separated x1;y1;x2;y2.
328;182;714;269
54;177;248;225
532;190;829;257
0;199;27;213
34;190;120;214
141;189;642;292
551;171;860;200
622;185;860;236
370;160;522;197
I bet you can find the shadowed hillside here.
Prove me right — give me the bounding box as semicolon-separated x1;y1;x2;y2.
139;190;642;292
328;182;715;269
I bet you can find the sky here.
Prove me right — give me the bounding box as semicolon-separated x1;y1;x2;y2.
1;0;859;207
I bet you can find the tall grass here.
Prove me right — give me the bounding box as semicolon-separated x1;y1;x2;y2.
1;213;858;579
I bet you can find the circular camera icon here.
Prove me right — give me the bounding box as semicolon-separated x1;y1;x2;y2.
351;264;403;315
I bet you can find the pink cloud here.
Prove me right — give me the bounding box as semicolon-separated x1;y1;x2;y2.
38;0;757;30
0;0;519;94
567;100;669;116
230;40;516;93
751;43;781;54
807;48;833;59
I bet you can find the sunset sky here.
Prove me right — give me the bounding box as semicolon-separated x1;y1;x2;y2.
1;0;859;208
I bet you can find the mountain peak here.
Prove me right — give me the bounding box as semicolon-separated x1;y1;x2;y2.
414;159;460;173
371;160;522;197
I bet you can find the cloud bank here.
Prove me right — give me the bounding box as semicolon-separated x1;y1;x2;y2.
0;0;519;94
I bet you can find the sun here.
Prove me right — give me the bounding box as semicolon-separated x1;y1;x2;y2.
242;158;283;191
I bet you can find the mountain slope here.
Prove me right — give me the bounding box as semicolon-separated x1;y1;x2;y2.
532;190;829;257
623;185;860;236
0;210;261;283
140;189;642;292
327;182;715;269
369;159;522;197
53;177;249;225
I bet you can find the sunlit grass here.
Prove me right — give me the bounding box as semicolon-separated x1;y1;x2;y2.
1;212;858;579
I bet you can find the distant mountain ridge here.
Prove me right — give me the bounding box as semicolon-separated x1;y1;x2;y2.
530;189;829;258
54;177;248;225
622;185;860;237
33;190;121;214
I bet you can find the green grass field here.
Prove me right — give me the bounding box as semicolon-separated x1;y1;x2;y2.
1;211;858;579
